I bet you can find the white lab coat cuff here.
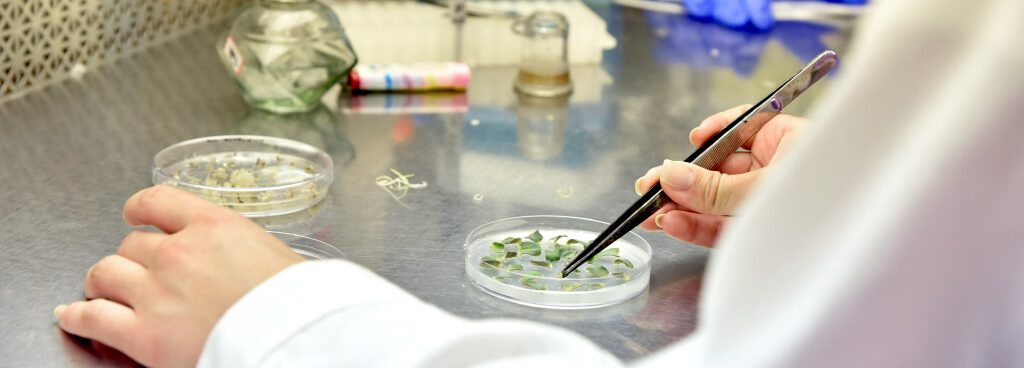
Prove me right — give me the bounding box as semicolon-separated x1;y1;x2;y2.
197;260;419;368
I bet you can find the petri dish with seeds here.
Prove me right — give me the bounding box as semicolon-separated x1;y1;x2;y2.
465;215;652;309
152;135;333;217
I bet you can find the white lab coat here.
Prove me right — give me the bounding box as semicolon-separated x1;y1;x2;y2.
199;0;1024;366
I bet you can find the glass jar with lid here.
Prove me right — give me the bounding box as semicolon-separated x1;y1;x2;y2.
513;11;573;97
219;0;358;113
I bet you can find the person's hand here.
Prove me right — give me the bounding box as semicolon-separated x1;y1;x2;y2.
54;185;304;367
635;105;808;246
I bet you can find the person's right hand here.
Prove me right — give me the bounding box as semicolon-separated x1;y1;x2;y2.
635;105;808;246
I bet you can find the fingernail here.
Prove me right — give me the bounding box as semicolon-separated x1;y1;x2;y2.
663;160;694;191
689;127;698;142
54;304;67;319
654;214;665;228
634;177;644;196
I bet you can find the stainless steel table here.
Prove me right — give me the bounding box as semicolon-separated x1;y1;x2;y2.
0;7;853;366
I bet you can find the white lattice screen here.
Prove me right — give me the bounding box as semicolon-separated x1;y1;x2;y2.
0;0;249;101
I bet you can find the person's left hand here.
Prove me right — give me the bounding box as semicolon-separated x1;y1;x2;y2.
55;185;304;367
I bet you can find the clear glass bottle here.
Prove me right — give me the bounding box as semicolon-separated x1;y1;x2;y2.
513;11;572;97
219;0;358;113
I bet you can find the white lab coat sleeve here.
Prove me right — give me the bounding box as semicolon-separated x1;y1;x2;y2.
202;0;1024;367
197;260;621;368
634;0;1024;367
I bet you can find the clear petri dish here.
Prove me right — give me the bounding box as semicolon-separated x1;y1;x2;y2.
465;215;652;309
152;135;333;217
269;231;345;260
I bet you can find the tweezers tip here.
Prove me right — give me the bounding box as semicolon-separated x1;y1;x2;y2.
558;264;575;278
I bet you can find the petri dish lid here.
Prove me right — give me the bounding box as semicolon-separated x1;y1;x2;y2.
152;135;333;217
465;215;652;309
269;231;345;260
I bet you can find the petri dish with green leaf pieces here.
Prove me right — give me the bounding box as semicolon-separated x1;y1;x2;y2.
465;215;652;309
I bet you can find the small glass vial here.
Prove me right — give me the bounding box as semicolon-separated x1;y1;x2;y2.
513;11;572;97
219;0;358;114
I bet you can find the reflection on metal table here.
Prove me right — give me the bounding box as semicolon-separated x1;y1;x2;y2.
0;5;855;366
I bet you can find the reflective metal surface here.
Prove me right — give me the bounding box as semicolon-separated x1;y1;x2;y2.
0;7;854;366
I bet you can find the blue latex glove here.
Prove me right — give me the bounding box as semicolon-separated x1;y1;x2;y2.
684;0;773;31
686;0;869;32
683;0;715;18
648;8;841;74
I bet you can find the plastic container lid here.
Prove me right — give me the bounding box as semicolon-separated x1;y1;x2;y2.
152;135;333;217
465;215;652;309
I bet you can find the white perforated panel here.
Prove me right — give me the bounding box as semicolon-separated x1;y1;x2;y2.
0;0;249;101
